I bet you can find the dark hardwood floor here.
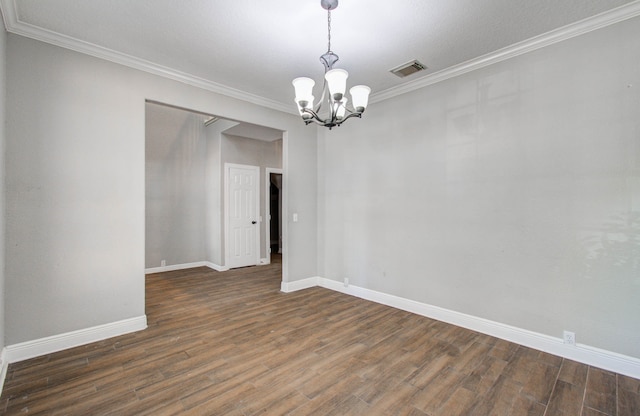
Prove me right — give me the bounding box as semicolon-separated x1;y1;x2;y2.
1;257;638;415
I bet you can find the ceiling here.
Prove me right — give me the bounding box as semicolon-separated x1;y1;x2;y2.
222;122;283;142
2;0;640;115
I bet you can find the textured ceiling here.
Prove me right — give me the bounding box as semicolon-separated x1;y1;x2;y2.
2;0;639;113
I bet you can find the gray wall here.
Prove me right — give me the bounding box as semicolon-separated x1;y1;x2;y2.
318;16;640;358
5;34;317;345
145;103;207;268
0;18;6;351
204;120;238;266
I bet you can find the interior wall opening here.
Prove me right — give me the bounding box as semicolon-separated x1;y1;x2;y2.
144;100;284;278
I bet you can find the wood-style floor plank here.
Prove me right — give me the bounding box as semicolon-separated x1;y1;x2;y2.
0;256;638;415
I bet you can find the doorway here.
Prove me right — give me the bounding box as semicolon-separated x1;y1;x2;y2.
266;169;283;264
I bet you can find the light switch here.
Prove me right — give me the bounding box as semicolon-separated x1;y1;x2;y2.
293;213;298;222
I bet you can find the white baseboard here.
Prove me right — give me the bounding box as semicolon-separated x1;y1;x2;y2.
281;276;319;293
146;261;229;274
204;262;229;272
0;348;8;396
145;261;207;274
5;315;148;364
316;277;640;380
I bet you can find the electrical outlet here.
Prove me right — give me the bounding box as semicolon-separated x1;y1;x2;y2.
563;330;576;346
344;278;349;287
161;260;166;267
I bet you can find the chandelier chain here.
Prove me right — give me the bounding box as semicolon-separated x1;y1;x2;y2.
327;9;332;52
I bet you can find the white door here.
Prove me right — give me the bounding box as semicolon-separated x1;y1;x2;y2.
226;164;260;269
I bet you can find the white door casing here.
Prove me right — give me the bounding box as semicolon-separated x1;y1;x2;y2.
225;164;260;269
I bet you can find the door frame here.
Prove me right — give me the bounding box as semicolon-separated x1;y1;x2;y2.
224;163;261;269
265;168;283;265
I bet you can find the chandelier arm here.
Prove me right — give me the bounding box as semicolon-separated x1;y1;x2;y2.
300;112;361;129
314;79;328;113
325;112;362;129
340;105;357;115
300;106;357;129
300;108;327;125
307;117;337;128
311;119;336;127
337;112;363;123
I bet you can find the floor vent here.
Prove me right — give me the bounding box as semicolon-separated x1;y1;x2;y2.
390;60;427;78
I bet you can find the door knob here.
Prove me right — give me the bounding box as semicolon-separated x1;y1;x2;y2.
252;221;257;224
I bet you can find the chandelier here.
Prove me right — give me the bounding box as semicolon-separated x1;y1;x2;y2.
292;0;371;129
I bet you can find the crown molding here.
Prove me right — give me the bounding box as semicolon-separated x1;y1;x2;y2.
0;0;296;115
370;0;640;104
2;0;640;114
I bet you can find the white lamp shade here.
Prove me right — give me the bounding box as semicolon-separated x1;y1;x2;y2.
292;77;315;105
325;69;348;101
349;85;371;112
336;97;348;120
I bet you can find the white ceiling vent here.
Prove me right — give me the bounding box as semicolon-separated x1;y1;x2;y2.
390;60;427;78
